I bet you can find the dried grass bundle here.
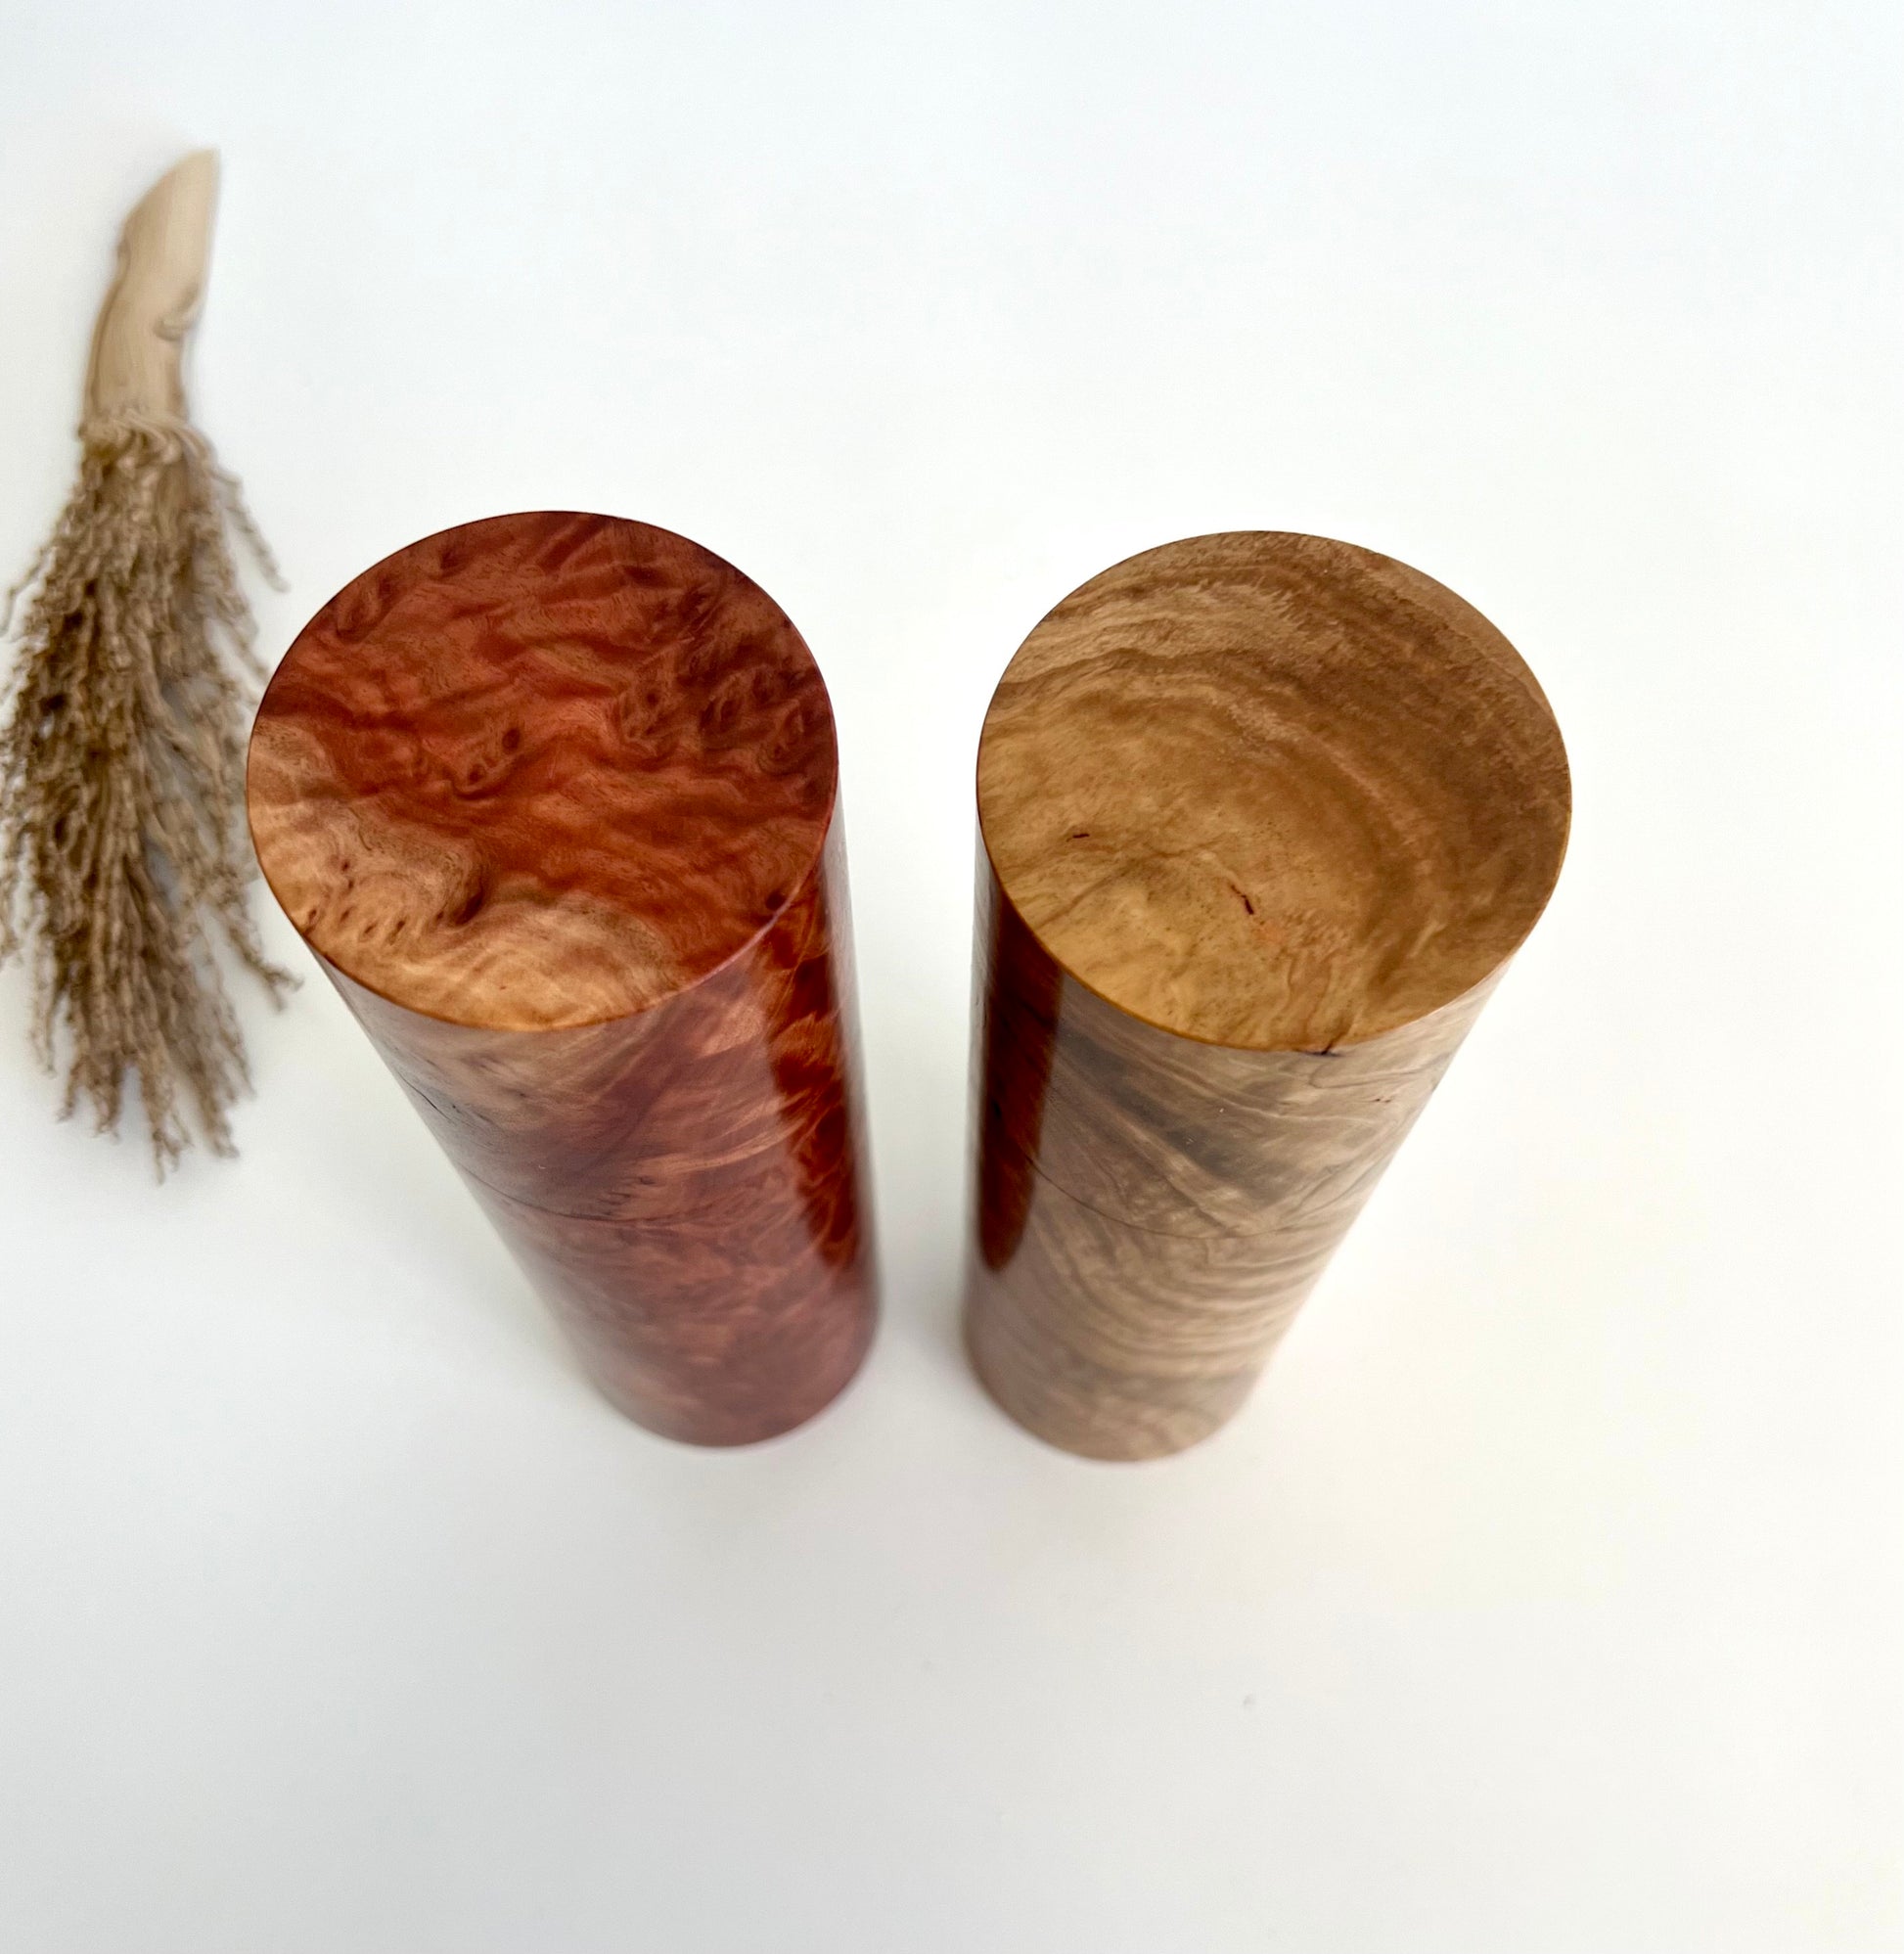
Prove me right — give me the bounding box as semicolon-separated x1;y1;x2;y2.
0;154;290;1170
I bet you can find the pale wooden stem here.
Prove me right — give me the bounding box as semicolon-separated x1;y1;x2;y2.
82;150;219;426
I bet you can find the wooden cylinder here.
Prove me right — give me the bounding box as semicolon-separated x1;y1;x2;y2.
966;532;1570;1460
248;512;877;1445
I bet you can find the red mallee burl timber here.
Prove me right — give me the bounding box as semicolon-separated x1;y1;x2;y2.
249;511;876;1443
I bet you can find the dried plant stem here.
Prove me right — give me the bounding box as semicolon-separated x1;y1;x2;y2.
0;413;292;1169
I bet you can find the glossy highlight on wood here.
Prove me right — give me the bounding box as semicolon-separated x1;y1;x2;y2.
967;533;1569;1460
249;513;875;1444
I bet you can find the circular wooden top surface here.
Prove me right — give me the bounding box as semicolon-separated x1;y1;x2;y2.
976;532;1570;1051
249;512;838;1030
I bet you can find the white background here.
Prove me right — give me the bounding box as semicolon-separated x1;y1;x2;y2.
1;3;1899;1948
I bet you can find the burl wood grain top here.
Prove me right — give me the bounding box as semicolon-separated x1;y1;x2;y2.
976;532;1571;1051
249;513;839;1030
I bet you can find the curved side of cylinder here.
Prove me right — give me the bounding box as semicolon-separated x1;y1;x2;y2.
329;822;877;1445
964;860;1497;1460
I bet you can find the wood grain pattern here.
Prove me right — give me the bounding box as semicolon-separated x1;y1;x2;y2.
967;532;1569;1460
249;513;875;1444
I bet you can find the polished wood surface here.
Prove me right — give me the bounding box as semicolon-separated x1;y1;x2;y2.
249;513;875;1444
977;530;1568;1051
968;532;1569;1459
250;512;836;1029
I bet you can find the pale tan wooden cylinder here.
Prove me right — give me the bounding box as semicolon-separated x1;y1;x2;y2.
965;532;1571;1460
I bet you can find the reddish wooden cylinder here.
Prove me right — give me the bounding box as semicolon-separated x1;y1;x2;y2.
248;512;876;1444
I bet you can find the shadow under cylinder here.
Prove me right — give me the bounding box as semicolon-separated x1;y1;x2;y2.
248;512;877;1445
966;532;1571;1462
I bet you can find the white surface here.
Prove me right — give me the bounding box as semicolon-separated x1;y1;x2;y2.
1;3;1899;1948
